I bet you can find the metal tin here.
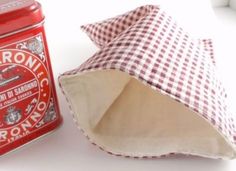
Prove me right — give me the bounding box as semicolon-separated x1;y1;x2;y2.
0;0;62;155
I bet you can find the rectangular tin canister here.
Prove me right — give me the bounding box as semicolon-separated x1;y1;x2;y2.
0;0;62;155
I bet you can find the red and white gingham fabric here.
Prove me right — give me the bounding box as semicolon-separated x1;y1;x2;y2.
59;5;236;158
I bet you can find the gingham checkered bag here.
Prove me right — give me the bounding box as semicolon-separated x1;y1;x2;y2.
59;5;236;159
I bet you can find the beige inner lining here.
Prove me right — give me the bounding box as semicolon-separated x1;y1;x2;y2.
60;70;235;159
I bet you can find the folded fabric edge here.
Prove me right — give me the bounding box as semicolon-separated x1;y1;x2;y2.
80;5;159;48
58;69;236;160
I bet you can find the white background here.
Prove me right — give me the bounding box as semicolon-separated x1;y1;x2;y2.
1;0;236;170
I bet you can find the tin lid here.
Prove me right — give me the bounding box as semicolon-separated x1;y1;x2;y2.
0;0;44;37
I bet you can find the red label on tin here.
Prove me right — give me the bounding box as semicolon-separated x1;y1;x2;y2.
0;34;58;147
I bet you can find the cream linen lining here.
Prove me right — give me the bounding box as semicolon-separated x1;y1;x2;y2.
59;70;235;159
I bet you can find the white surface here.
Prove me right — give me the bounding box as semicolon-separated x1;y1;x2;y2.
230;0;236;10
1;0;236;170
211;0;229;7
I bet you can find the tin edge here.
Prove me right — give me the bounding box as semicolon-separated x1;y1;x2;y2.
0;118;63;158
0;19;45;39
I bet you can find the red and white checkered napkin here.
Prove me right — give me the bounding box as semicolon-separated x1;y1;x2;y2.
59;5;236;159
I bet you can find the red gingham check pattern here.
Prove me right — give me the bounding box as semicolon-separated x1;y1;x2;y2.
59;5;236;158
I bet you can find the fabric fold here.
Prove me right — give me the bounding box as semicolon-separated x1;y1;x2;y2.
59;5;236;159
